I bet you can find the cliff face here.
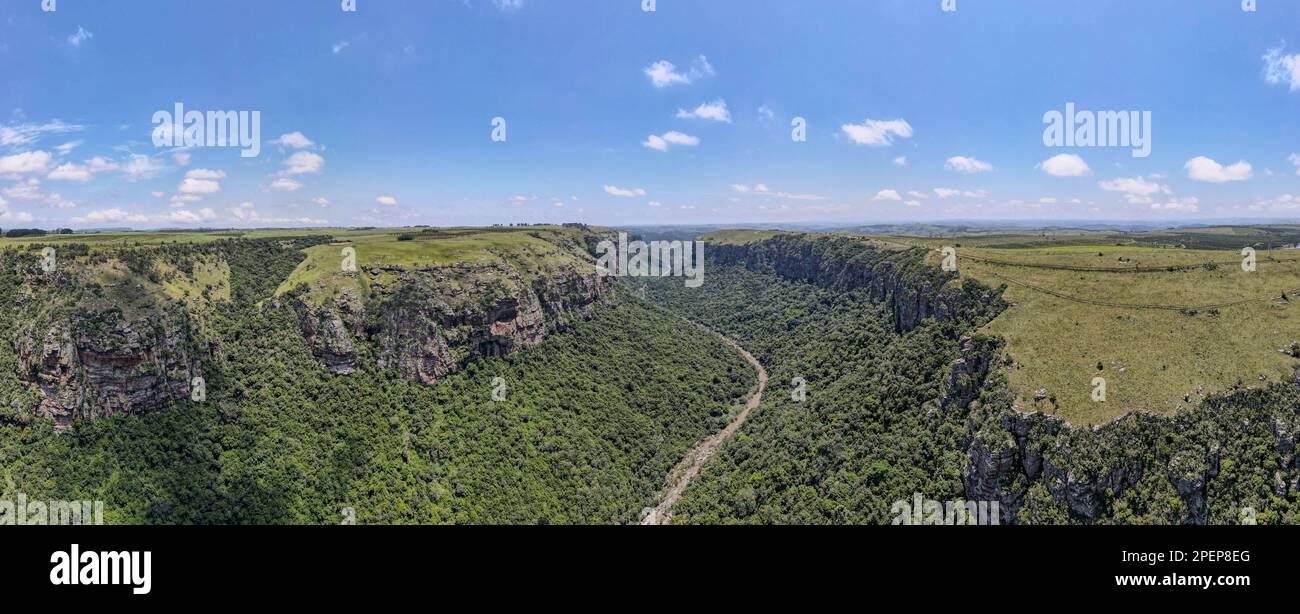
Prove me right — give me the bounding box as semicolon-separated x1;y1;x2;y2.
709;235;1005;332
13;302;197;429
289;250;613;386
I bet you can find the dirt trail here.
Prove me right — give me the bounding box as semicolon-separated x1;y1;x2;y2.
641;328;767;525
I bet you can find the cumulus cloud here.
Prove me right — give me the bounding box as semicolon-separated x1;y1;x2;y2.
676;99;731;123
280;151;324;175
873;189;902;201
643;131;700;152
1150;197;1200;213
1038;153;1091;177
0;151;52;174
376;195;398;206
644;56;714;88
945;156;994;173
933;188;961;199
1099;175;1164;204
894;156;907;166
841;119;913;146
166;208;219;224
176;168;225;196
72;208;150;225
1263;46;1300;91
1184;156;1252;183
123;154;162;182
47;162;93;182
270;177;304;192
275;132;315;148
603;185;647;197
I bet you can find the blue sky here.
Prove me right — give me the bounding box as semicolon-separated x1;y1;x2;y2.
3;0;1300;229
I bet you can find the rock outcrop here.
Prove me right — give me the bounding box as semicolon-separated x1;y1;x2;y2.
14;305;197;429
290;258;612;386
709;234;1006;332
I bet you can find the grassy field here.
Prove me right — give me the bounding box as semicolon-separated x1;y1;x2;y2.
270;225;601;304
898;235;1300;424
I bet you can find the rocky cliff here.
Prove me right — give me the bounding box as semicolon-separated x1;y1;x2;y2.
7;255;201;429
708;234;1006;332
285;235;614;386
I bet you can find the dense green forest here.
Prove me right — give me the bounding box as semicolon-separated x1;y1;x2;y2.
0;237;753;524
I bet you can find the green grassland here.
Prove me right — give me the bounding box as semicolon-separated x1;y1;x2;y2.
898;235;1300;424
270;225;601;305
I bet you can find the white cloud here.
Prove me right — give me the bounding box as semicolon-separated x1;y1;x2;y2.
46;156;118;184
894;156;907;166
2;178;43;201
72;208;150;225
873;189;902;201
178;178;221;195
47;162;93;182
0;120;85;150
644;56;714;88
281;151;324;175
185;168;226;180
493;0;525;10
1039;197;1058;204
603;185;646;197
166;208;219;224
332;41;351;55
934;188;961;199
963;189;989;198
841;119;913;146
376;195;398;206
54;140;82;154
1184;156;1252;183
1288;153;1300;175
945;156;994;173
0;151;52;174
67;26;93;48
903;200;922;207
643;131;700;152
176;168;225;195
123;154;162;182
1150;197;1200;213
732;184;751;193
312;197;330;207
1263;46;1300;91
1039;153;1091;177
275;132;315;149
172;151;191;166
1099;175;1164;204
676;99;731;123
270;177;304;192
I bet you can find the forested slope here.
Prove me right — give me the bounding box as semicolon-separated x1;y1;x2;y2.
0;235;754;524
649;234;1300;524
